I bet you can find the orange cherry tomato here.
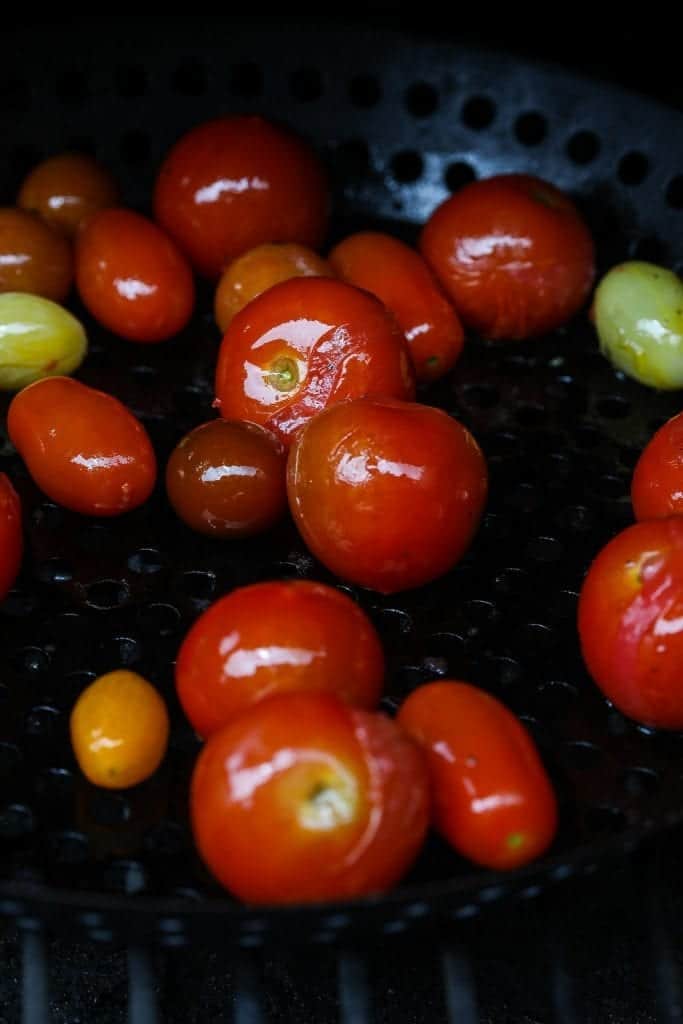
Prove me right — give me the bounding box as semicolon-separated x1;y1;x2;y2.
75;208;194;343
398;681;558;870
0;473;22;601
215;277;415;446
70;670;169;789
631;412;683;521
190;692;429;903
154;116;329;278
578;518;683;729
175;579;384;737
329;231;464;382
7;376;157;516
166;418;287;537
0;208;73;302
420;174;595;340
287;396;488;593
214;242;333;333
18;153;119;238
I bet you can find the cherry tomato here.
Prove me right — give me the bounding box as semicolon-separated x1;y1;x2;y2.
190;692;429;903
18;152;119;238
215;277;415;446
329;231;464;382
0;293;87;391
214;242;333;333
0;208;73;302
166;418;287;538
578;518;683;729
0;473;22;601
70;670;169;789
631;412;683;521
154;116;329;278
420;174;595;340
398;681;558;870
176;579;384;737
75;208;194;343
8;376;157;516
287;396;488;593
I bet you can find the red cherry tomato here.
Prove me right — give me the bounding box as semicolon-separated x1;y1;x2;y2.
420;174;595;340
329;231;464;382
0;207;73;302
578;518;683;729
214;277;415;446
75;208;194;343
175;579;384;737
631;412;683;521
398;681;558;870
18;152;119;239
190;692;429;903
154;116;329;278
0;473;22;601
287;396;488;593
7;376;157;516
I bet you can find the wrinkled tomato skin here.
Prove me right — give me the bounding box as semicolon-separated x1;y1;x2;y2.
631;412;683;521
578;518;683;729
0;473;22;601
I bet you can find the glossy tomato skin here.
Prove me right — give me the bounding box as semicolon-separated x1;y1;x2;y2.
0;208;73;302
420;174;595;340
8;376;157;516
190;692;429;903
166;418;287;537
398;681;558;870
176;579;384;737
75;208;194;343
154;116;329;279
287;397;488;593
215;277;415;446
0;473;22;601
578;518;683;729
329;231;464;382
631;412;683;521
18;153;119;238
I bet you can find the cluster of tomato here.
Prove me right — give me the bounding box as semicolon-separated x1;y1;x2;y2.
0;113;681;905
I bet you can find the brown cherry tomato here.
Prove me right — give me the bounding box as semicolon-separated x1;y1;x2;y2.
190;692;429;903
0;208;73;302
631;412;683;521
215;277;415;446
154;116;329;278
175;579;384;737
18;153;119;238
420;174;595;340
7;376;157;516
166;418;287;538
214;242;333;333
75;208;195;343
287;396;488;593
329;231;464;382
398;681;558;870
0;473;22;601
578;518;683;729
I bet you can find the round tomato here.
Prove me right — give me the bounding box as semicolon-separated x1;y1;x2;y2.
578;518;683;728
398;681;558;870
175;579;384;737
287;396;488;593
0;473;22;601
75;208;194;343
0;207;73;302
631;412;683;521
214;277;415;446
7;376;157;516
166;418;287;537
420;174;595;340
329;231;464;382
154;116;329;278
18;152;119;238
190;692;429;903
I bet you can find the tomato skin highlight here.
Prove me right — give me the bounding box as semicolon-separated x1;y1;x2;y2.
632;412;683;521
578;518;683;729
0;473;23;602
398;681;558;870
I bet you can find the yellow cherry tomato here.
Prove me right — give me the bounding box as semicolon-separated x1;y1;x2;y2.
0;292;87;391
70;670;169;789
